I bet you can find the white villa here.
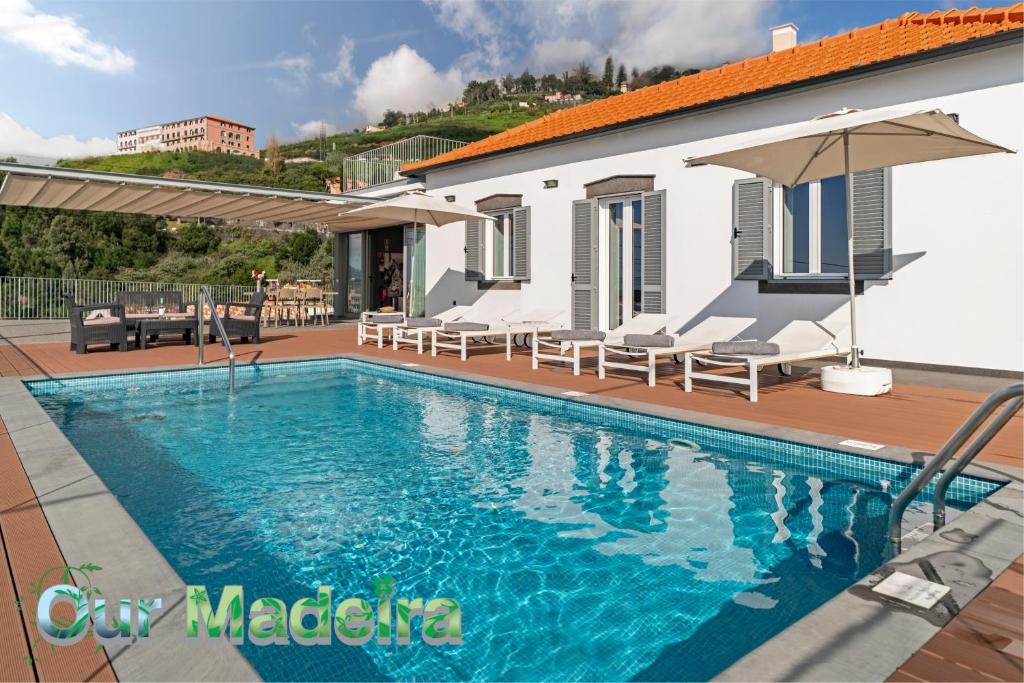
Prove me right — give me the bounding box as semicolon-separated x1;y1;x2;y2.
339;6;1023;374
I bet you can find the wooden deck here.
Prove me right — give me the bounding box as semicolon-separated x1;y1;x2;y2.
0;415;117;682
889;556;1023;682
0;325;1020;681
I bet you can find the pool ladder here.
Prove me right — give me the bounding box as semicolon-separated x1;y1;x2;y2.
196;286;236;392
887;382;1022;554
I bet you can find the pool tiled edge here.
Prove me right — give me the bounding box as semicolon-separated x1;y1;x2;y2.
7;355;1023;682
0;377;260;683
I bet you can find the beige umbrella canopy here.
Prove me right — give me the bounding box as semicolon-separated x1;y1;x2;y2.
337;190;495;227
687;107;1013;369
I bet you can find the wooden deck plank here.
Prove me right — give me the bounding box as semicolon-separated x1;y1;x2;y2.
0;518;36;682
0;417;116;682
890;556;1024;683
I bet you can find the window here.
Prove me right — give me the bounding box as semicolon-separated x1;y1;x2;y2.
779;174;849;276
467;206;530;282
487;210;515;279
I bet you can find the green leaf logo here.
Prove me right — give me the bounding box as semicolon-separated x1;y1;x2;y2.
373;576;395;601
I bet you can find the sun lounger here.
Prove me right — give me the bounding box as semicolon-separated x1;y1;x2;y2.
431;308;565;361
684;319;851;402
532;313;670;376
357;310;406;348
598;316;756;386
392;305;473;353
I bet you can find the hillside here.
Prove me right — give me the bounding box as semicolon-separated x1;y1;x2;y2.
58;151;330;192
278;106;558;160
2;105;561;287
56;105;557;193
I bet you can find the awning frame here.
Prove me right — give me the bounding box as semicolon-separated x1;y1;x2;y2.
0;162;382;231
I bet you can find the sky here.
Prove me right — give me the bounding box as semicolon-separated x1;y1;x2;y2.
0;0;960;160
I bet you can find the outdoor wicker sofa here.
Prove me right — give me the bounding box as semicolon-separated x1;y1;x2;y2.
64;293;129;354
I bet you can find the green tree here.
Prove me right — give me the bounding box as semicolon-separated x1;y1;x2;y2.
283;228;321;264
45;214;94;278
175;223;220;256
616;64;627;90
501;72;517;94
381;110;405;127
517;70;537;93
602;56;614;93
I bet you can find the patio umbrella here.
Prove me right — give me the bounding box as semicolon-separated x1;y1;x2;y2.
340;191;495;314
686;107;1013;371
339;190;495;227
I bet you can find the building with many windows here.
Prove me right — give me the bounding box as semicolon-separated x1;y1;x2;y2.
116;115;256;157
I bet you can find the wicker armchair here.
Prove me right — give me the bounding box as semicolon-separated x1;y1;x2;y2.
210;291;268;344
64;294;128;354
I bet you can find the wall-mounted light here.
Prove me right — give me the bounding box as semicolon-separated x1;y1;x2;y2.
542;179;558;189
445;195;456;202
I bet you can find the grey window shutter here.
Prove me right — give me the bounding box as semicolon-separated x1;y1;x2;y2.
851;168;892;279
512;206;530;280
571;199;599;329
732;177;773;280
641;189;666;314
464;219;483;281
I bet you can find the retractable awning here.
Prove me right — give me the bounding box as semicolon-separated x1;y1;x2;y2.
0;163;415;232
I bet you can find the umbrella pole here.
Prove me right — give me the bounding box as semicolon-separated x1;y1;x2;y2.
406;221;414;317
844;131;861;368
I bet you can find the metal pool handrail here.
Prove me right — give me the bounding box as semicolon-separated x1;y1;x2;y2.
196;286;236;392
887;382;1023;554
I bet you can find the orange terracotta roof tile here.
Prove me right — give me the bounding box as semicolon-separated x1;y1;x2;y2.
403;4;1023;173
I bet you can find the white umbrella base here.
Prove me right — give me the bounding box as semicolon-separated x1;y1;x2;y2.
821;364;893;396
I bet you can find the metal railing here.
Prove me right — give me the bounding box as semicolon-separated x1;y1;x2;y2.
328;135;467;191
887;382;1023;554
196;286;235;392
0;276;255;320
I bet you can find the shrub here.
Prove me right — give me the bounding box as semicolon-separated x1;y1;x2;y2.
175;223;220;256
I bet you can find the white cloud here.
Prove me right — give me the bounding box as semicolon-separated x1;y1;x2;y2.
0;112;116;159
321;36;356;86
530;38;598;74
609;1;774;72
292;120;339;139
423;0;503;70
424;0;495;38
0;0;134;74
265;53;313;92
353;45;464;123
421;0;777;76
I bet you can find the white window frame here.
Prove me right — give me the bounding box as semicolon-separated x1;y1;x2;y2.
772;179;847;279
484;209;516;280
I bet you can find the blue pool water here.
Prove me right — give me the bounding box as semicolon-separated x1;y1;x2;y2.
29;359;1000;682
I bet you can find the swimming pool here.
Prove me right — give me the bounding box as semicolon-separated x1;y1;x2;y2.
28;359;1000;681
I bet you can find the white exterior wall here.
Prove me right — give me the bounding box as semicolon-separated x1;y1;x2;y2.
417;44;1024;372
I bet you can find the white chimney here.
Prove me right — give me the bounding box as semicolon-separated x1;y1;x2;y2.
771;23;798;52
